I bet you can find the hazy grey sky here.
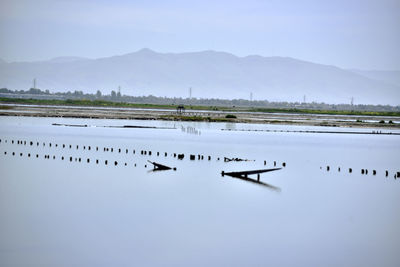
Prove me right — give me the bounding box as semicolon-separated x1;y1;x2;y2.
0;0;399;70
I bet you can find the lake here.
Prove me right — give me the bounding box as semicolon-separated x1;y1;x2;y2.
0;116;399;267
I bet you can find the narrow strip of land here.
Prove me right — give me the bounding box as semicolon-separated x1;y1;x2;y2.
1;103;399;129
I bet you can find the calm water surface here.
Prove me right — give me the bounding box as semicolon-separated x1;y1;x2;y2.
0;116;399;267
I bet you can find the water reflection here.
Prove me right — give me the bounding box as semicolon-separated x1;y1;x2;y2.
181;125;201;135
224;175;281;192
1;116;400;267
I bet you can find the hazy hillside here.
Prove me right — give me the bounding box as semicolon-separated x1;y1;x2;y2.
0;49;399;105
349;69;400;87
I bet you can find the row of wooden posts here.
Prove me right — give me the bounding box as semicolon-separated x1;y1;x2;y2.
325;165;399;178
2;151;146;167
0;138;286;167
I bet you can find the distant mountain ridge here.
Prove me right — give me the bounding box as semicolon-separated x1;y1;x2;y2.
47;56;90;63
0;49;399;105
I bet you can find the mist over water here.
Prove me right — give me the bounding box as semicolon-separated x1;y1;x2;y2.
1;116;399;267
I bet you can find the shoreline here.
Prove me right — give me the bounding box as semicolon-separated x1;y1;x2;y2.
1;104;400;130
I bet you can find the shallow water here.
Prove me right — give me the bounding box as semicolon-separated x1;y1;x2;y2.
0;116;399;267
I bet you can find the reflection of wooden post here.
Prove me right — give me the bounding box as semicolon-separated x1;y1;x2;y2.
385;170;388;177
349;168;352;173
257;174;260;181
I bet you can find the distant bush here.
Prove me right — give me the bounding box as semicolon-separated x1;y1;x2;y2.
389;120;393;124
356;119;363;123
225;114;237;119
379;120;385;123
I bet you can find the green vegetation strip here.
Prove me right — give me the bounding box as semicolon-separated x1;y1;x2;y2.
1;97;400;117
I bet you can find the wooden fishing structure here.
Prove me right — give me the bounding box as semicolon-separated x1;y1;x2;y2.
148;160;176;171
221;168;282;191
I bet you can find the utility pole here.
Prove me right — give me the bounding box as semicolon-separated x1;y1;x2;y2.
351;97;354;106
303;95;306;103
250;92;253;102
33;78;36;89
189;87;192;99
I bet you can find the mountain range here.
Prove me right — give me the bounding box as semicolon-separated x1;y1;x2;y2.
0;48;399;105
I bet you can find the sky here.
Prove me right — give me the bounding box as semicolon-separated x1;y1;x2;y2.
0;0;399;70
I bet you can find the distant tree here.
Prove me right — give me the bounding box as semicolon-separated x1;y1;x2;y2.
96;90;102;98
73;90;83;97
28;88;42;94
111;90;117;100
0;88;12;93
